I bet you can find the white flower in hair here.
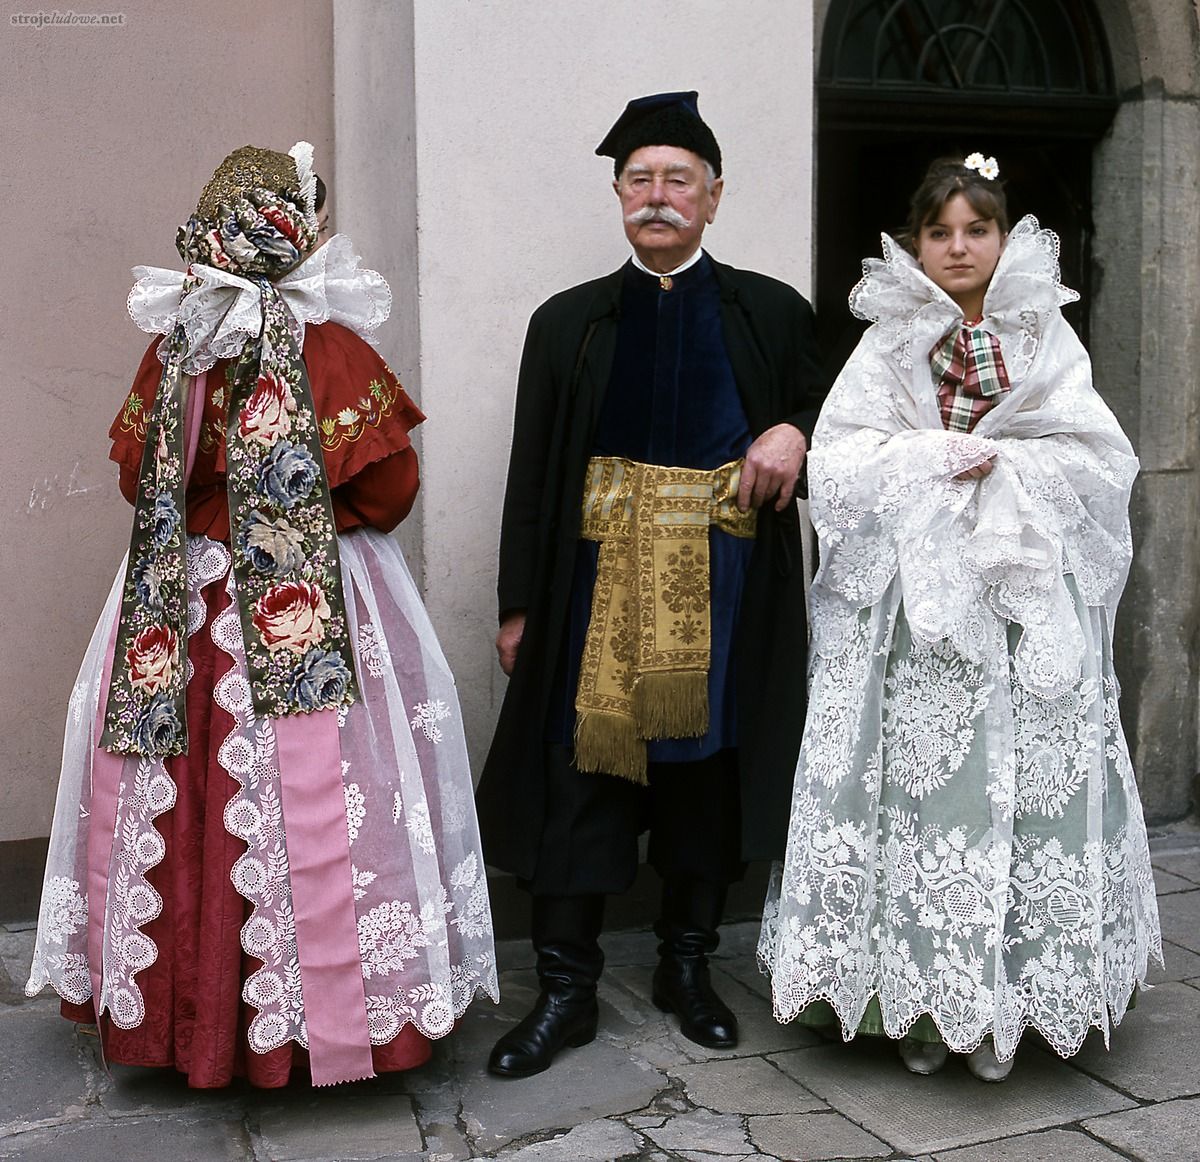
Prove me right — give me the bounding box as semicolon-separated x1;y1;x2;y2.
964;152;1000;181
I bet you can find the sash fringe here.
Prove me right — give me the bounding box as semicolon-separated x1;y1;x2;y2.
574;710;648;784
632;670;709;739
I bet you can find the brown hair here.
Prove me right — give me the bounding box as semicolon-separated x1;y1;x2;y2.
898;156;1009;255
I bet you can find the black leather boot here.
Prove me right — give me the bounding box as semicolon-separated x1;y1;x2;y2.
651;878;738;1049
487;895;604;1078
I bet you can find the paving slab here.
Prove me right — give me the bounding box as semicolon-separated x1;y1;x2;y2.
932;1127;1128;1160
673;1056;826;1115
1152;869;1198;895
0;959;25;1009
494;1119;641;1160
1147;939;1200;985
1156;889;1200;953
415;1118;472;1162
0;1116;251;1161
746;1110;891;1160
1083;1095;1200;1160
607;963;813;1061
458;1036;665;1154
98;1064;248;1119
255;1093;423;1160
1152;850;1200;885
0;1009;93;1131
642;1108;752;1155
1071;980;1200;1100
769;1040;1133;1154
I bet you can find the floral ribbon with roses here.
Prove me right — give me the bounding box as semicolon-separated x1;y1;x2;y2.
102;158;360;756
102;282;360;755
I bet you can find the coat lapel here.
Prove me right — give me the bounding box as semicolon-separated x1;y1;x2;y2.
711;258;774;435
573;266;624;433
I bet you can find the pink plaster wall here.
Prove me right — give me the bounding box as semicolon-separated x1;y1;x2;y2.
0;0;334;841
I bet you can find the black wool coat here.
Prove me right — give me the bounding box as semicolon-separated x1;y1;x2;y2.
476;255;826;878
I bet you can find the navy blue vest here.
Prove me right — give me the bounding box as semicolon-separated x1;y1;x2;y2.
547;255;754;762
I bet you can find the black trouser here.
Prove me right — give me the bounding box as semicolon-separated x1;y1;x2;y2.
520;744;746;897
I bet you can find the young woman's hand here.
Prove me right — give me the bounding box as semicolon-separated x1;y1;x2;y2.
954;457;995;481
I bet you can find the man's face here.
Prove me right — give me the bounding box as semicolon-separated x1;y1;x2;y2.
614;145;723;273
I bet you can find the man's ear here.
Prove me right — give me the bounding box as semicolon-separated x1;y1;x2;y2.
706;177;725;223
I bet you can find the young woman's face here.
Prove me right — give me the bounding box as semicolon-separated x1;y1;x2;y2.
915;192;1005;317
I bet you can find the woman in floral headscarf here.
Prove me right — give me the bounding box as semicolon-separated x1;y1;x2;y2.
26;142;497;1088
758;155;1160;1081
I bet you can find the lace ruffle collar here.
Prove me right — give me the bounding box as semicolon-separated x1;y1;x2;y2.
127;233;392;374
848;216;1079;371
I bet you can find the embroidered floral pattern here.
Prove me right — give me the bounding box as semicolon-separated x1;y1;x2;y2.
659;543;707;613
410;699;452;744
357;622;390;679
319;378;405;453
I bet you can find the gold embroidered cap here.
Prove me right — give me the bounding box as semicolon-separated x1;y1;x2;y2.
197;144;301;218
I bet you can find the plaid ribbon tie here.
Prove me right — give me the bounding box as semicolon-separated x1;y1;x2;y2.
931;325;1010;433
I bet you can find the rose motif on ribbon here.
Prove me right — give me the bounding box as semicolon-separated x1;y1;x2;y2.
239;369;297;448
133;692;182;754
252;580;330;654
126;624;180;695
257;438;319;510
152;493;181;548
285;647;353;711
239;509;307;576
132;556;164;611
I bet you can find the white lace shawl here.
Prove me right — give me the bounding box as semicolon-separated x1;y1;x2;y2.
810;216;1137;700
126;233;393;376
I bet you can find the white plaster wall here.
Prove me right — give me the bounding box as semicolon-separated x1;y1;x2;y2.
332;0;423;576
0;0;334;843
406;0;817;767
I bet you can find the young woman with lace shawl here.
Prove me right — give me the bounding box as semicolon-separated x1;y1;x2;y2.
25;143;498;1087
758;156;1161;1081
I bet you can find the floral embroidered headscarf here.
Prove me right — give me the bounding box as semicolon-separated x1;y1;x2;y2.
102;142;359;757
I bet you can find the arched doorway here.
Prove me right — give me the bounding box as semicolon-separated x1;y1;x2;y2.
815;0;1118;375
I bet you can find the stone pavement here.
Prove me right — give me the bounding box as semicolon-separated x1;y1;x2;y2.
2;836;1198;1162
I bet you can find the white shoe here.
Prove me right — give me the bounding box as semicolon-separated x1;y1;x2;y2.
899;1036;949;1075
966;1039;1014;1082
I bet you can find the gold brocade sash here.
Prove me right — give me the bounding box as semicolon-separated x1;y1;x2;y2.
574;456;757;783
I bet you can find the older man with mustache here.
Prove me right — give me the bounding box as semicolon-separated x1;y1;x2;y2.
477;92;825;1077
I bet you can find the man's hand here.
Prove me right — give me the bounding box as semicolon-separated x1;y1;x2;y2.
954;457;995;482
496;610;527;676
737;423;808;512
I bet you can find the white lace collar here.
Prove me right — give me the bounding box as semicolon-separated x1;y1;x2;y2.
847;216;1079;375
127;233;392;374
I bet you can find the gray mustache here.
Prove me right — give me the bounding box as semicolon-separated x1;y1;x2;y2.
625;205;692;228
